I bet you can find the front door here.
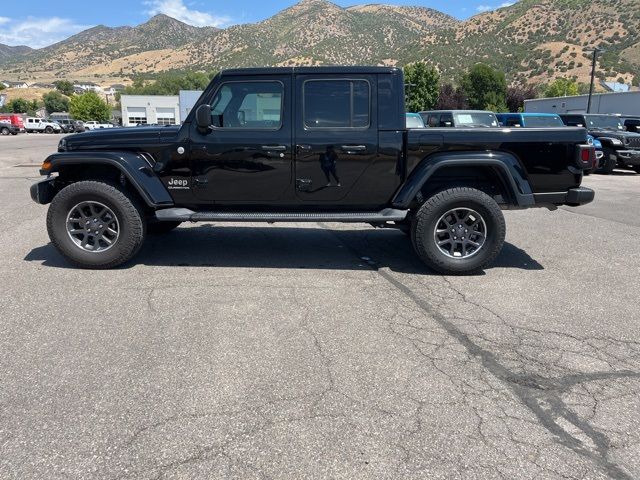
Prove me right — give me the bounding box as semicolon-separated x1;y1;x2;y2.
190;75;292;203
294;75;378;202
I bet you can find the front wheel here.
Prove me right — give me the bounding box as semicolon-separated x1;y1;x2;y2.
1;127;9;135
45;126;54;134
411;187;506;275
46;181;146;269
598;149;617;174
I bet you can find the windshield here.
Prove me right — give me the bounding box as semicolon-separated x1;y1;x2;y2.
586;115;624;131
525;115;564;128
453;112;498;128
406;115;424;128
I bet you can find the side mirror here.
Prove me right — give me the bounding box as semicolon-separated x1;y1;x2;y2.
195;104;211;130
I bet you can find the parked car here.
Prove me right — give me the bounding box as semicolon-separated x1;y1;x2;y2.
620;116;640;134
25;117;62;134
0;121;20;135
0;114;25;132
54;118;77;133
560;114;640;174
419;110;499;128
84;121;114;130
405;113;425;129
496;113;601;173
31;66;594;274
53;120;72;133
496;112;565;128
72;120;86;133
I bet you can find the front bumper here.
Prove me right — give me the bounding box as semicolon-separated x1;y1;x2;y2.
616;149;640;165
533;187;595;207
30;178;56;204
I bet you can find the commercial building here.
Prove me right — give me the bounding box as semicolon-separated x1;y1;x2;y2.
120;95;180;126
525;91;640;115
179;90;203;121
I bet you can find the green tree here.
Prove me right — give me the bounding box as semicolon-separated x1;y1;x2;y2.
404;62;440;112
543;78;579;97
69;91;111;122
460;63;507;111
43;91;70;114
54;80;74;96
0;83;5;91
7;97;31;113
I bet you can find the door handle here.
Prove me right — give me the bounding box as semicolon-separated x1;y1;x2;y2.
262;145;287;151
296;144;312;152
341;145;366;152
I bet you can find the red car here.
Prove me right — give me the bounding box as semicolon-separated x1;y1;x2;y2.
0;114;25;132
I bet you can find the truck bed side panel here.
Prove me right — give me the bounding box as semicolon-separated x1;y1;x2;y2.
405;128;586;194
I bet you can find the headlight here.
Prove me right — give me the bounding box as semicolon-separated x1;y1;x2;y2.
58;138;67;152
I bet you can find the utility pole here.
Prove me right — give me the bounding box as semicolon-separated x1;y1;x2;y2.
585;47;605;113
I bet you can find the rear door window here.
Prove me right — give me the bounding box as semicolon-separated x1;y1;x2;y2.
303;79;370;128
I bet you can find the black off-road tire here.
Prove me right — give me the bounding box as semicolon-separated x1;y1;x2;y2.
45;126;54;134
633;166;640;174
46;181;146;269
598;148;617;174
411;187;506;275
1;127;9;135
147;220;182;234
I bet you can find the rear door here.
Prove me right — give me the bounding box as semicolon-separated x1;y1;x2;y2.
293;75;377;202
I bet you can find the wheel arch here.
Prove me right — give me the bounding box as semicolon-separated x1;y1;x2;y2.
392;151;534;209
42;152;174;208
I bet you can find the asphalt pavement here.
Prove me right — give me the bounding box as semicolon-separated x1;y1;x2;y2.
1;134;639;479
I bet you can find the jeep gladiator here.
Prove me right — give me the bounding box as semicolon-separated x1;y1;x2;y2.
30;66;595;274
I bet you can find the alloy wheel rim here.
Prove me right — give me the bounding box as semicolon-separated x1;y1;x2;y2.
66;201;120;253
433;208;487;259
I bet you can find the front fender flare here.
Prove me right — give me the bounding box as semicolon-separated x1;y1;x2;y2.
392;151;534;209
42;151;174;208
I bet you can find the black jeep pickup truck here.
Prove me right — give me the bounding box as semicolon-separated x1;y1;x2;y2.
31;66;595;274
560;113;640;174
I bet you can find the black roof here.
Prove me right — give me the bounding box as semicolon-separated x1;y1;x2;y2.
220;66;401;76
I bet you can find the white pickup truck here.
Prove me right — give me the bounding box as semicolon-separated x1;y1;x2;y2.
25;117;62;134
84;121;114;130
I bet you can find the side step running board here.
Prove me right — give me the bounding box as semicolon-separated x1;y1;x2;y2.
155;208;408;223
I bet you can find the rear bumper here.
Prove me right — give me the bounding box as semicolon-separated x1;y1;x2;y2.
533;187;595;207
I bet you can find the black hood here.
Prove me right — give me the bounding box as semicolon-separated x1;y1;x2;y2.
62;125;181;152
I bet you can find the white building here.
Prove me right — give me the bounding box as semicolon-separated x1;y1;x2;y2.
120;95;180;126
179;90;203;122
525;91;640;115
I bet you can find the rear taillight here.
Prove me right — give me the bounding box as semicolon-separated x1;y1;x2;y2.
575;144;595;169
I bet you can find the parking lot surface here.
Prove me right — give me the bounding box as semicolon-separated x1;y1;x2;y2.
1;134;639;479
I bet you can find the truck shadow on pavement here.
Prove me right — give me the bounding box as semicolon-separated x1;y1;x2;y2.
24;225;543;273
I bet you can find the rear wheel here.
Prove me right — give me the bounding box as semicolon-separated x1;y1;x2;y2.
633;166;640;174
46;181;146;269
411;187;506;275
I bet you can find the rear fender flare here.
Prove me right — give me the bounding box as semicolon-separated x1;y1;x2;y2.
43;151;174;208
392;151;534;209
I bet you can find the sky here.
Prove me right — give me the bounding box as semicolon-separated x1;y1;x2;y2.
0;0;517;49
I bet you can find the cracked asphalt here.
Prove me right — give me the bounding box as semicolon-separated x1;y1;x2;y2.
1;134;640;479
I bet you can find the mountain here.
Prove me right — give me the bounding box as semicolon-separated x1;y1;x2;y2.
0;14;217;78
0;0;638;87
0;44;33;61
